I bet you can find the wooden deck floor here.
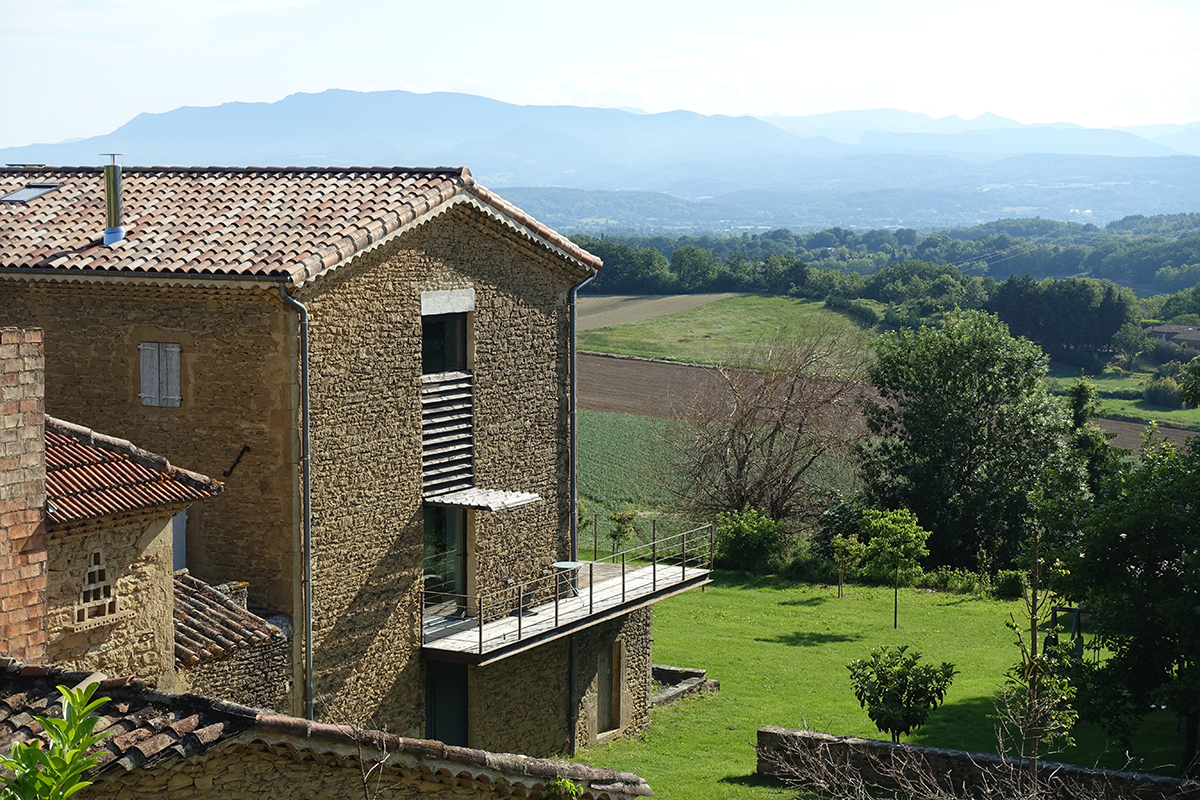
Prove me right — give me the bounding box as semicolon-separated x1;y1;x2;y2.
422;560;709;664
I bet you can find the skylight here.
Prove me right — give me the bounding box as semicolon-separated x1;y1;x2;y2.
0;183;64;203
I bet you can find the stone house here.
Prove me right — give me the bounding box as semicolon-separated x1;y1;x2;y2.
1;325;287;705
0;165;710;756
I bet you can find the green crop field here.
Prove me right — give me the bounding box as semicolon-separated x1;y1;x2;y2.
578;410;680;517
573;573;1182;800
577;295;863;365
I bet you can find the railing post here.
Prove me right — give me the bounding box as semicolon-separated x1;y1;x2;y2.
517;586;523;639
621;552;626;602
682;530;687;581
589;562;594;616
592;513;598;560
555;572;560;627
478;596;484;654
652;534;657;591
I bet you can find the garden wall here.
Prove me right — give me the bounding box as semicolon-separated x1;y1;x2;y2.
758;727;1200;800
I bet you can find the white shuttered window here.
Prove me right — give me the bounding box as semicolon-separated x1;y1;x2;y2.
139;342;181;407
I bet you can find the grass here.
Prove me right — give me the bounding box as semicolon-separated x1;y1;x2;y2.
578;410;680;516
573;573;1184;800
577;296;862;365
1046;362;1200;430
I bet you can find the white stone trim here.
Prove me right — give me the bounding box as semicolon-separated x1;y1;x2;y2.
421;288;475;316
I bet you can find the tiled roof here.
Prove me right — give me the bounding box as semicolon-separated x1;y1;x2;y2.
174;571;281;667
44;416;222;525
0;663;257;772
0;662;651;798
0;166;601;285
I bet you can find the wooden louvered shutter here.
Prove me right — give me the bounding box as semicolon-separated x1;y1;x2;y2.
139;342;161;406
161;343;182;407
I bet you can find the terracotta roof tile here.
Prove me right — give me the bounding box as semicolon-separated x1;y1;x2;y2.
0;166;600;285
174;571;282;667
44;417;222;525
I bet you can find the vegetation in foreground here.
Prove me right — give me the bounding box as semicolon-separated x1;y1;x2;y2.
573;574;1181;800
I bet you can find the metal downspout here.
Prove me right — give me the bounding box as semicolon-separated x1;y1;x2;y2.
279;283;314;721
568;271;595;754
569;273;595;561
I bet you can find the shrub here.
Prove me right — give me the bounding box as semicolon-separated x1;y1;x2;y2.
847;644;957;743
825;295;881;326
993;569;1026;599
915;567;988;595
714;507;786;575
1144;376;1182;408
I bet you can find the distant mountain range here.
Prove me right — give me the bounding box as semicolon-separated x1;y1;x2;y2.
5;89;1200;232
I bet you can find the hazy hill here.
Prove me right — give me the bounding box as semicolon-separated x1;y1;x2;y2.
5;88;1200;231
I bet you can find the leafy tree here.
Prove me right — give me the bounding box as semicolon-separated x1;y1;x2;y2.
1065;375;1120;495
1060;433;1200;776
829;533;865;599
993;524;1077;779
1181;356;1200;406
1111;322;1150;369
861;509;930;629
714;507;785;575
857;312;1073;570
0;683;110;800
659;325;868;522
846;645;956;743
670;245;723;292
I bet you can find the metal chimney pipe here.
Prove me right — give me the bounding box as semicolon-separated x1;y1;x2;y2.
102;154;125;246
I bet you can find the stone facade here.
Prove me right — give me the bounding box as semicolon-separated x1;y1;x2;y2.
45;515;176;688
0;283;297;617
177;632;291;711
0;327;47;661
573;607;653;748
300;211;575;732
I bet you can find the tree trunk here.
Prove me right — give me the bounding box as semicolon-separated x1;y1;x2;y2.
1184;710;1198;779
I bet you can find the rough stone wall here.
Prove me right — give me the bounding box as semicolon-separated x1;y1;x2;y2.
0;327;47;661
469;640;572;756
573;608;654;749
177;633;291;711
85;743;641;800
0;283;297;615
44;515;176;688
300;210;576;734
757;728;1197;800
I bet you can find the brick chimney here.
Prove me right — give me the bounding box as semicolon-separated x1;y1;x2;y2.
0;327;47;660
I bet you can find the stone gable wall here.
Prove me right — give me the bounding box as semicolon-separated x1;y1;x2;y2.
45;516;176;688
178;632;291;712
573;608;654;748
0;284;297;616
0;327;47;661
300;212;577;735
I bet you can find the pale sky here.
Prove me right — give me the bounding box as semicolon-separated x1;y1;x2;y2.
3;0;1200;149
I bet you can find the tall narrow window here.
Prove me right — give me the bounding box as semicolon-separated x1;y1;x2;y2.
422;313;467;375
598;639;623;733
139;341;181;407
423;506;466;611
421;312;473;496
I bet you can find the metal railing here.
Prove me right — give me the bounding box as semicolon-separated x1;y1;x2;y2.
422;522;714;654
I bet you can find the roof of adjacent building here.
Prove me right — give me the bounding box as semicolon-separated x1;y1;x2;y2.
0;662;651;798
0;166;601;286
174;572;281;668
44;416;222;525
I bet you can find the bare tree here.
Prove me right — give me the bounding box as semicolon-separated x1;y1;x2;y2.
658;324;869;522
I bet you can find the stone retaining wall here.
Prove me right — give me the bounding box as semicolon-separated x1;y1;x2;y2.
758;727;1200;799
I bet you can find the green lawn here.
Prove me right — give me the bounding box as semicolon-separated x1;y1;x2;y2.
573;573;1183;800
1046;362;1200;430
577;296;862;365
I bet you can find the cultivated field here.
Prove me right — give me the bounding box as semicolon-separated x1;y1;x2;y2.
577;293;740;331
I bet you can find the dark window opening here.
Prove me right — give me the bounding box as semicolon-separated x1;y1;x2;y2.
424;506;467;610
426;660;468;746
422;313;467;374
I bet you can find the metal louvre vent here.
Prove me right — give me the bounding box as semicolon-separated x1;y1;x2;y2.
422;370;474;496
